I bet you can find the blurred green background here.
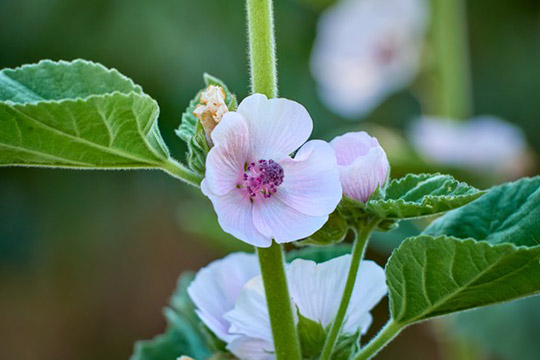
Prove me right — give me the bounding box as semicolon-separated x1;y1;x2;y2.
1;0;539;359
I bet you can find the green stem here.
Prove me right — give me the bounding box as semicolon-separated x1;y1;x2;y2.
247;1;301;359
161;158;203;187
319;219;380;360
246;0;278;98
257;243;303;360
352;320;405;360
430;0;473;119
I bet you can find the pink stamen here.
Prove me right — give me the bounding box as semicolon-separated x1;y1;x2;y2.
242;159;284;198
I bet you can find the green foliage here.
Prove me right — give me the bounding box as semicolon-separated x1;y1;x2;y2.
175;74;236;177
131;273;213;360
297;211;349;246
386;177;540;326
286;244;351;263
386;235;540;325
425;176;540;246
0;59;172;169
296;311;326;358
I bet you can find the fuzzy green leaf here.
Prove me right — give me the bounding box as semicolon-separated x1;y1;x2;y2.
387;235;540;325
297;311;326;358
369;173;484;220
0;59;172;169
297;211;349;246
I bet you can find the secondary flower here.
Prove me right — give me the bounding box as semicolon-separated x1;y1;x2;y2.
193;85;229;136
409;116;528;174
188;252;387;360
311;0;428;118
330;131;389;202
201;94;342;247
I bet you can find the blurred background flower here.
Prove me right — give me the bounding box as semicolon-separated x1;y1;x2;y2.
1;0;539;359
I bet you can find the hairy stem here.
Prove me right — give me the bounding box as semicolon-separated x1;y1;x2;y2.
257;243;303;360
430;0;473;119
319;219;380;360
161;158;202;187
247;1;301;359
352;320;404;360
246;0;278;98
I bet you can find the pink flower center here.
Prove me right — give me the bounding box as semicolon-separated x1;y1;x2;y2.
242;159;284;198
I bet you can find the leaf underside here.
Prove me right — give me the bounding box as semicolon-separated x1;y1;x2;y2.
0;59;170;169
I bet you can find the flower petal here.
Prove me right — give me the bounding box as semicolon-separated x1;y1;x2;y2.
252;196;329;243
227;336;276;360
201;182;271;247
330;132;379;166
187;252;260;343
286;255;386;335
224;276;274;342
237;94;313;160
343;260;387;334
276;140;342;216
205;112;250;196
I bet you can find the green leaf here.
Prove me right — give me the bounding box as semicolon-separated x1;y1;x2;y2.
176;74;237;177
367;173;485;220
296;311;326;358
386;235;540;325
286;244;352;263
425;177;540;246
0;59;172;169
131;273;212;360
296;211;349;246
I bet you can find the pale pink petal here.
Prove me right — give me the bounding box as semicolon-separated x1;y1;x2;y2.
252;196;329;243
205;112;250;195
224;276;274;342
227;336;275;360
187;252;260;343
201;182;271;247
276;140;342;216
237;94;313;160
330;132;379;166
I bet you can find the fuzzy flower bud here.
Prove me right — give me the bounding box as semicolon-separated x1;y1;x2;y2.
193;85;229;137
330;131;389;202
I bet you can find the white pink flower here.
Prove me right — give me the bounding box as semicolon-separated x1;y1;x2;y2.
201;94;342;247
311;0;428;118
188;252;387;360
330;132;390;202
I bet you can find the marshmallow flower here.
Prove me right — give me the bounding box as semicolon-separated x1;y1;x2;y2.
409;116;527;172
311;0;428;118
188;253;387;360
201;94;342;247
331;132;390;202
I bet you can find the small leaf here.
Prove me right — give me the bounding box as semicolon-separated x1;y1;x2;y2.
175;74;236;177
0;59;172;169
296;311;326;358
342;174;484;223
286;244;352;263
386;235;540;325
131;273;212;360
296;211;348;246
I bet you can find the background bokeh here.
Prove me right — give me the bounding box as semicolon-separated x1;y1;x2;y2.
1;0;539;359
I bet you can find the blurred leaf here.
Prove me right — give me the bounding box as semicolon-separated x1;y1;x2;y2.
387;235;540;325
0;59;172;169
286;244;351;263
425;177;540;246
296;311;326;358
175;74;236;177
131;273;212;360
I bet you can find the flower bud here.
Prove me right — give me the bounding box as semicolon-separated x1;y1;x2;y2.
330;131;389;202
193;85;229;137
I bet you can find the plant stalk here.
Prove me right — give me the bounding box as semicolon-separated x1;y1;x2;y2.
319;219;380;360
352;320;404;360
257;243;303;360
161;158;203;187
247;1;302;359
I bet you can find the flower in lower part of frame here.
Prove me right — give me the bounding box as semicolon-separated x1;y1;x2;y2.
201;94;342;247
311;0;428;119
408;116;528;175
330;132;390;202
188;252;387;360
